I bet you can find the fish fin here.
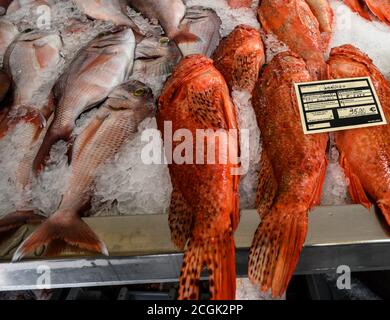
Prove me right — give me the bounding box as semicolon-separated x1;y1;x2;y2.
364;0;390;25
310;157;328;208
339;152;371;210
178;231;236;300
0;106;46;140
343;0;372;20
227;0;252;8
256;151;278;217
249;208;308;297
377;201;390;226
0;211;45;236
33;122;73;173
12;210;108;261
171;25;200;45
169;189;193;250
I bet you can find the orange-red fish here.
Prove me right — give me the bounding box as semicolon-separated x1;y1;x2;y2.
157;54;240;300
33;28;135;172
212;24;265;92
249;51;328;297
258;0;330;79
13;81;154;260
328;44;390;225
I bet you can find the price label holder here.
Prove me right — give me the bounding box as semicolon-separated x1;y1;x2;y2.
294;77;387;134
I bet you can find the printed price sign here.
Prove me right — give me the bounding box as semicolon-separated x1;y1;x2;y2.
294;77;387;134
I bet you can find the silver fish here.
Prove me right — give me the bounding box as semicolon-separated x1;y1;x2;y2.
33;28;136;172
177;6;221;57
13;81;154;261
127;0;199;47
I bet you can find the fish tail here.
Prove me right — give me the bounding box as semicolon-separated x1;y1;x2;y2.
12;209;108;261
248;208;307;297
172;29;200;45
377;202;390;226
33;123;72;173
178;231;236;300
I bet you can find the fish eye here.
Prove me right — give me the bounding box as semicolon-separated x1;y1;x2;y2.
134;88;145;97
159;37;169;45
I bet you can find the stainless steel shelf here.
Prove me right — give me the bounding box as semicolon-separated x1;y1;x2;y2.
0;205;389;291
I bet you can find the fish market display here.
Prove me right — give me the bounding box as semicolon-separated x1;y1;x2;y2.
213;24;265;92
249;52;328;297
127;0;199;47
344;0;390;25
0;31;62;239
0;31;63;138
157;55;239;300
258;0;332;79
328;44;390;225
177;6;221;57
33;27;135;172
0;20;18;63
13;81;154;260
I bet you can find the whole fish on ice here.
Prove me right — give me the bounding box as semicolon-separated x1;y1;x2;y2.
0;31;62;241
33;28;136;172
258;0;332;79
249;51;328;297
213;24;265;92
127;0;199;50
329;44;390;225
157;55;240;300
13;81;154;260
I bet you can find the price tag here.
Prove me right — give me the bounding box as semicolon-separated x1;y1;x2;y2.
294;77;387;134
